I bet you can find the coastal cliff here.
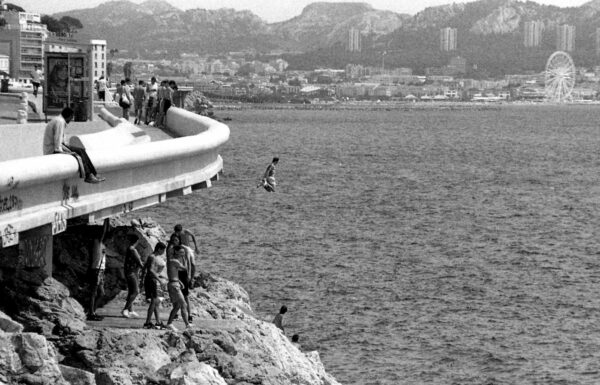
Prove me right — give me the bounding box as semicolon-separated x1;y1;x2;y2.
0;218;341;385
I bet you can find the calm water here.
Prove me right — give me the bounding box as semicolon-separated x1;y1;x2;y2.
134;105;600;384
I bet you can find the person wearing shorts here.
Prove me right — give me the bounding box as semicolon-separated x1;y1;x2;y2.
121;234;143;318
166;245;190;331
142;242;166;329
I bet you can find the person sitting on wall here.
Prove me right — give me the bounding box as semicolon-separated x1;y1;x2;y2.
42;107;105;184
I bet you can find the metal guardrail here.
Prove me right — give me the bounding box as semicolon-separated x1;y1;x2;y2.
0;107;230;248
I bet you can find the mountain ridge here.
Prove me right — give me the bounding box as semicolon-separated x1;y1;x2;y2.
50;0;600;75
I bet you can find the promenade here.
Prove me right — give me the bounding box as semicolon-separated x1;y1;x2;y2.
0;92;172;141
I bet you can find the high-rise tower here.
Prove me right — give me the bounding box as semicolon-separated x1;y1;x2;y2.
556;24;575;52
440;27;457;52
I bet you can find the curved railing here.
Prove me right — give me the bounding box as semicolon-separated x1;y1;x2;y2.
0;107;229;248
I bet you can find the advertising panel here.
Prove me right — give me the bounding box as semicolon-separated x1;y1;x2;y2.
44;52;90;120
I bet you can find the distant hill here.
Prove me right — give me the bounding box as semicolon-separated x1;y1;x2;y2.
380;0;600;76
52;0;600;75
54;0;406;57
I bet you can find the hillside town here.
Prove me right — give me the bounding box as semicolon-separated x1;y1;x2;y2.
1;0;599;105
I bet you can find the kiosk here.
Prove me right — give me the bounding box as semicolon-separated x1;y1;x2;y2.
43;52;93;121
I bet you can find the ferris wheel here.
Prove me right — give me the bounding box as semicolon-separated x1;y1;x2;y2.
544;51;575;103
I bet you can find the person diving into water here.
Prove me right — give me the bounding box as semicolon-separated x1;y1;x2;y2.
259;157;279;192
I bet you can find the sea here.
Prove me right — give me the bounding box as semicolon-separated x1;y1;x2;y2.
130;105;600;385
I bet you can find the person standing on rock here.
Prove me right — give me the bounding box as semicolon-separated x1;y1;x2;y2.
167;232;196;322
166;245;191;331
87;218;110;321
172;224;200;255
273;305;287;332
122;234;144;318
142;242;167;329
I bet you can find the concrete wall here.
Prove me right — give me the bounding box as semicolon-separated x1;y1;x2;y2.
0;123;47;161
0;107;229;249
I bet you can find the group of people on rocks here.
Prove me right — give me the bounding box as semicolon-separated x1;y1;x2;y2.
87;221;199;332
115;77;178;128
272;305;301;349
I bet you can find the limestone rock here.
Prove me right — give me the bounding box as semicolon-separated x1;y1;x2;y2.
0;310;23;333
170;362;227;385
34;277;71;302
0;332;68;385
14;278;87;336
59;364;96;385
95;367;133;385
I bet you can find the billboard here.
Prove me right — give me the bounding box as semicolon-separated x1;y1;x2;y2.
44;52;91;120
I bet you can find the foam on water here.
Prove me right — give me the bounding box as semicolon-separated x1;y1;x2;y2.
132;106;600;384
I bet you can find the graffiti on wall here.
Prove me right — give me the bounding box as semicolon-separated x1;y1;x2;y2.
0;194;23;214
20;235;49;268
6;177;19;190
62;183;79;204
1;224;18;248
123;202;133;214
52;212;67;235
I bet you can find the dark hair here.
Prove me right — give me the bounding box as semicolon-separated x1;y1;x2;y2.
173;245;183;253
127;234;139;244
272;157;279;162
291;334;299;343
169;233;181;245
138;80;144;85
174;224;183;232
125;77;131;83
154;242;166;252
151;76;156;82
60;107;74;119
279;305;287;314
120;80;125;85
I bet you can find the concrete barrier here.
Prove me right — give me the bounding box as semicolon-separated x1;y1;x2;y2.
69;108;149;150
0;107;229;262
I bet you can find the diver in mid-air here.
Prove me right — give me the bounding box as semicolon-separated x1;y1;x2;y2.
259;157;279;192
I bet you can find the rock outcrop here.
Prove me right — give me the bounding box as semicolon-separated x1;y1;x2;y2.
0;217;341;385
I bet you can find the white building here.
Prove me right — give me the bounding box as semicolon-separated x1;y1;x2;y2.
524;21;544;48
90;39;107;80
556;24;575;52
0;54;9;73
348;28;361;52
440;27;457;51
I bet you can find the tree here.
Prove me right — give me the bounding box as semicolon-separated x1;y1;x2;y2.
6;3;25;12
59;16;83;34
40;15;82;36
41;15;62;34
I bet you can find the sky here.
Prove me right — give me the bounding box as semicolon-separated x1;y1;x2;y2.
9;0;593;23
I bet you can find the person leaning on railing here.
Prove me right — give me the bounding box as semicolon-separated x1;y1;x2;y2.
42;107;105;184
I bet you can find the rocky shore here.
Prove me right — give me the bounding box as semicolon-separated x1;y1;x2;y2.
0;218;340;385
